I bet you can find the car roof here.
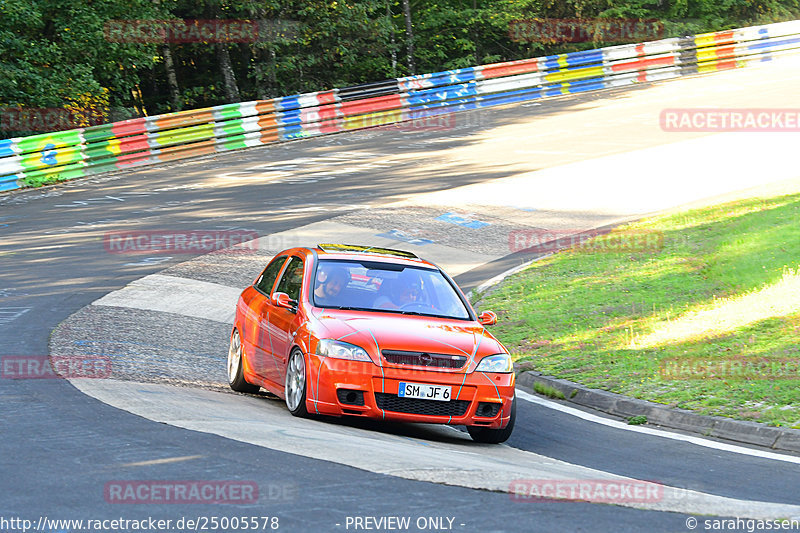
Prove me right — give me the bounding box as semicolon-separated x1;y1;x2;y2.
311;243;437;269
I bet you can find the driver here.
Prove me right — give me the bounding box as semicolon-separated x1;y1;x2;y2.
374;270;423;310
314;267;349;305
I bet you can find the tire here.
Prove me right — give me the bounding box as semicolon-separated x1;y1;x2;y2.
284;348;310;417
228;329;260;393
467;397;516;444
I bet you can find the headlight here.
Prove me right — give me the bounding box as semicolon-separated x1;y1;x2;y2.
475;353;513;373
316;339;372;362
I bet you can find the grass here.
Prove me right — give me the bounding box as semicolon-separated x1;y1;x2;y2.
533;381;566;400
628;415;648;425
475;192;800;428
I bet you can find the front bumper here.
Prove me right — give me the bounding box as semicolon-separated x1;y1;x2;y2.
305;355;515;429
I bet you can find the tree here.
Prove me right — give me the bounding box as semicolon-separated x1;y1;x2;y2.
1;0;162;135
401;0;416;74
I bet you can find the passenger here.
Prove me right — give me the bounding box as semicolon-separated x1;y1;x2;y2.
374;271;423;310
314;267;349;305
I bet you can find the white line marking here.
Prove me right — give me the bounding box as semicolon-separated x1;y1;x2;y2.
120;455;204;467
517;389;800;465
0;307;31;325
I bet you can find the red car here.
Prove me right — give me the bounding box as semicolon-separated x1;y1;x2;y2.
227;244;516;443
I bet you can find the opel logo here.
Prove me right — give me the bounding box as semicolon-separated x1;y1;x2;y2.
419;353;433;366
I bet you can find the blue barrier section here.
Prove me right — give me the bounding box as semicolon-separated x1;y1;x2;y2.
278;110;304;126
280;124;307;140
749;35;800;50
405;83;479;106
275;96;302;112
542;50;605;71
479;87;544;107
0;140;15;157
0;175;19;192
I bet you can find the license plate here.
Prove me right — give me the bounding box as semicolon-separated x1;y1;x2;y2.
398;382;452;402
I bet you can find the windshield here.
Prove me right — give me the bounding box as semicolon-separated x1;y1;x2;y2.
311;259;472;320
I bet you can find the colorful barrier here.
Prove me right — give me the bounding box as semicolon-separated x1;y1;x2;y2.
2;19;799;192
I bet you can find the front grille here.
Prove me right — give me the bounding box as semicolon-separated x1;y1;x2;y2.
382;350;467;369
374;393;470;417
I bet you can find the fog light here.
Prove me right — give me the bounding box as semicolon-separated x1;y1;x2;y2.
337;389;365;406
476;402;501;417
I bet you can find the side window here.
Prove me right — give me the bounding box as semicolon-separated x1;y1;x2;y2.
275;256;304;301
256;256;287;295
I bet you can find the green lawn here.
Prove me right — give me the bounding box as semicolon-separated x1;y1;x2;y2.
474;192;800;427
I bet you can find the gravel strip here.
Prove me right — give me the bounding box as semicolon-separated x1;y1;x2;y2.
50;304;231;390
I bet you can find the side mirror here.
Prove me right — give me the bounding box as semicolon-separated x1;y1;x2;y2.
272;292;297;311
477;310;497;326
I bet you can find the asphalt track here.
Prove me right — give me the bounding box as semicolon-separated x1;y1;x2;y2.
3;55;800;532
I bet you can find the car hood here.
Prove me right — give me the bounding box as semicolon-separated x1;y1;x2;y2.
309;308;506;365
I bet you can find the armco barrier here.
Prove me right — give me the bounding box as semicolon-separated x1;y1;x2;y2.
2;19;799;192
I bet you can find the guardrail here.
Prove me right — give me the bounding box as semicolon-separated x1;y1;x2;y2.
2;19;799;192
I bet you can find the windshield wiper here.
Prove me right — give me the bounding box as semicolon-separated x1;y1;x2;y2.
328;306;446;318
398;310;439;317
328;306;374;312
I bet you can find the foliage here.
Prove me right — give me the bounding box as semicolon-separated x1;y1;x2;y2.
628;415;648;425
533;381;566;400
2;0;799;129
0;0;161;136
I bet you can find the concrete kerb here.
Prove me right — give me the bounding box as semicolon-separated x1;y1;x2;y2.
515;369;800;454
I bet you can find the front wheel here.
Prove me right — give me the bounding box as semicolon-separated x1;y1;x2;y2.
467;397;516;444
228;329;259;393
285;348;309;417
